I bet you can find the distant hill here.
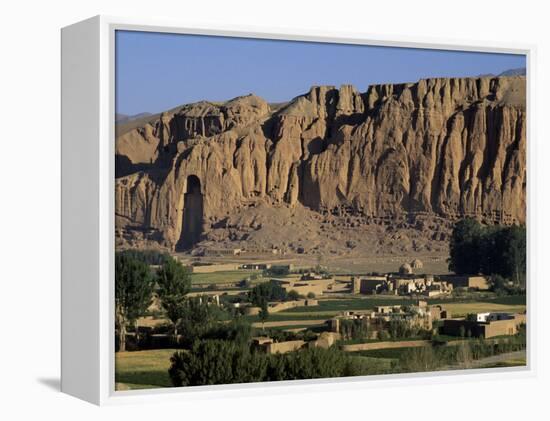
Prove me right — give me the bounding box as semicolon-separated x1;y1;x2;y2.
498;67;526;76
115;112;152;124
477;67;526;78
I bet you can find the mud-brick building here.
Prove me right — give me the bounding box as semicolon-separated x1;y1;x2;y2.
438;275;490;290
442;313;526;338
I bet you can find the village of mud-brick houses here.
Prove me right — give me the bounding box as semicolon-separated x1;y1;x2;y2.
176;258;526;355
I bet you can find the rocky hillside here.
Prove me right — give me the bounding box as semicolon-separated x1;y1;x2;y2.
115;76;526;253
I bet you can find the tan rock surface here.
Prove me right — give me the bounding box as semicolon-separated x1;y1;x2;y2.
115;76;526;252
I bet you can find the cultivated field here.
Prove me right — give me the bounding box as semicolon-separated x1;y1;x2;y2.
119;253;527;391
244;296;527;324
138;294;526;332
190;269;261;284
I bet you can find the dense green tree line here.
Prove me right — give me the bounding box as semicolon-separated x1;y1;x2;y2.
117;249;171;265
448;218;526;286
169;343;363;387
168;324;527;386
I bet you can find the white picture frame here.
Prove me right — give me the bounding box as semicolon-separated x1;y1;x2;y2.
61;15;536;406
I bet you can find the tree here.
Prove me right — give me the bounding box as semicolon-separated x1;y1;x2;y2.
203;318;252;346
448;218;483;274
287;289;301;301
266;347;350;381
177;295;221;347
117;249;170;265
115;252;154;352
258;300;269;332
169;340;363;386
169;340;268;386
388;319;411;339
501;225;527;286
267;266;290;276
315;254;323;273
399;345;438;373
479;225;504;276
448;219;526;285
156;256;191;338
249;281;287;305
340;318;369;341
488;274;508;295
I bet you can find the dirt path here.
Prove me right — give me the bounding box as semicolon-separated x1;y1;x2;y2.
444;350;526;370
342;340;431;352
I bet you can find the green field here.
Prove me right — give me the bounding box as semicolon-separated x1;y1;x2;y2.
282;297;414;314
255;323;326;331
353;347;422;360
115;349;175;390
240;294;526;324
347;355;395;375
484;295;526;305
244;313;330;323
190;270;261;285
276;295;526;317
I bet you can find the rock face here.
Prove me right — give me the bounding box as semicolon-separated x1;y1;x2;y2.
115;77;526;252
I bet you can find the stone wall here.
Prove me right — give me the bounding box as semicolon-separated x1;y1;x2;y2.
265;340;306;354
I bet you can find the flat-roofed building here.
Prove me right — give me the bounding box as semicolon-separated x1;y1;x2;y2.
438;275;490;290
443;313;525;338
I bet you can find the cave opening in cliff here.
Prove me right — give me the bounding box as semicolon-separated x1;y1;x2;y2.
177;175;204;251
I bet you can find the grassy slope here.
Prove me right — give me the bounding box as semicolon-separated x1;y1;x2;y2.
115;349;175;390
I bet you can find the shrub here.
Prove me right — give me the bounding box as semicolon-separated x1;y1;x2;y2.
176;296;226;347
340;319;369;341
169;340;267;387
249;281;288;305
169;339;372;386
378;330;390;341
266;347;351;381
239;279;251;288
202;318;252;346
399;346;439;372
265;266;290;276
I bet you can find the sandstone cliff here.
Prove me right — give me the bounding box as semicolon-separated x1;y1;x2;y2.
115;76;526;252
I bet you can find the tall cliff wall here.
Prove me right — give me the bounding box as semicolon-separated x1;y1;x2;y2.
115;76;526;251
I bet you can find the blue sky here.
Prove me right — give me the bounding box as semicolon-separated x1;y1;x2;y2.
115;30;526;116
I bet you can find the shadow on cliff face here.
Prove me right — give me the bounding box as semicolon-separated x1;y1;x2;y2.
115;155;156;178
176;175;204;251
115;151;174;185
